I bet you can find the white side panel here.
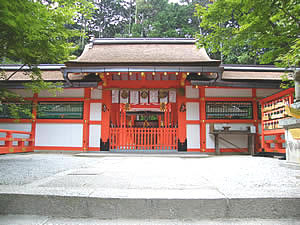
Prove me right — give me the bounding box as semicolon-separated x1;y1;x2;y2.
35;123;83;147
219;134;248;148
0;123;32;132
214;123;253;131
169;90;176;103
256;88;280;98
205;88;252;97
187;124;200;149
112;90;119;103
206;124;215;148
91;88;102;99
160;96;168;103
130;90;139;104
186;102;199;120
140;93;149;104
120;95;129;104
0;123;32;145
38;88;84;98
149;90;158;103
186;86;199;98
9;89;33;97
90;103;102;121
206;123;252;149
89;125;101;148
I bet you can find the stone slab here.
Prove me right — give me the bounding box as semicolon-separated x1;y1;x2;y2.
1;215;300;225
0;194;299;219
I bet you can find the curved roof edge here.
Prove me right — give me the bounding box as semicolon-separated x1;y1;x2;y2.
91;38;196;45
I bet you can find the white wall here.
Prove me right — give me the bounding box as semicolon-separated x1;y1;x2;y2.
91;88;102;99
90;103;102;121
0;123;32;145
285;130;300;164
186;102;200;120
256;89;280;98
35;123;83;147
38;88;84;98
187;124;200;149
206;123;252;149
9;89;33;97
205;88;252;97
89;125;101;148
186;86;199;98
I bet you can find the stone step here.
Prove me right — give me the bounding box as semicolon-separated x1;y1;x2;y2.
0;193;299;220
1;214;300;225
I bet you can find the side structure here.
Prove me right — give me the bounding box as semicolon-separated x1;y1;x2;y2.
0;38;293;154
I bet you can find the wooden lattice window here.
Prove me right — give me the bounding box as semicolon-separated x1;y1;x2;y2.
37;102;83;119
206;101;253;120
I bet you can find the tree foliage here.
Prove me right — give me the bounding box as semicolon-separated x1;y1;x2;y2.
0;0;94;118
195;0;300;66
0;0;94;64
129;0;201;38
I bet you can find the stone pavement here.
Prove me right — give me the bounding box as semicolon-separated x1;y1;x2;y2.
0;153;299;223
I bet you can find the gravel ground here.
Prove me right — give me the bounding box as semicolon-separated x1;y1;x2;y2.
0;153;104;185
0;153;299;197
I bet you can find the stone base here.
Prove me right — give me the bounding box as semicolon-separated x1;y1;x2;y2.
280;117;300;164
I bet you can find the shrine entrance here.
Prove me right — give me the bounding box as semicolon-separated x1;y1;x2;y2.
109;103;178;151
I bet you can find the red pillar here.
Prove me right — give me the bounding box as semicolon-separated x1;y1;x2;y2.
177;92;187;151
31;93;38;151
199;87;206;152
252;88;259;153
82;88;91;152
100;89;111;151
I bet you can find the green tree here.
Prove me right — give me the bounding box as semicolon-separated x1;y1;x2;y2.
195;0;300;66
89;0;130;38
0;0;94;118
127;0;201;38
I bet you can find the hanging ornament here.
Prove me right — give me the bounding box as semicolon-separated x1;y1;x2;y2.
160;102;166;112
121;90;129;99
141;90;148;99
125;103;130;111
159;90;168;98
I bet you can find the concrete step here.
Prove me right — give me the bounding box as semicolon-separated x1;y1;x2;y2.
0;193;299;220
75;152;210;158
1;214;300;225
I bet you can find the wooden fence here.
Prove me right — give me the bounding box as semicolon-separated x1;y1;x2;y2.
0;129;34;154
110;128;177;150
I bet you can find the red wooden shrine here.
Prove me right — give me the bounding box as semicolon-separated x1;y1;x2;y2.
0;38;292;155
259;88;294;153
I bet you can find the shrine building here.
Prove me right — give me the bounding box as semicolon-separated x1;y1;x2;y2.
0;38;293;154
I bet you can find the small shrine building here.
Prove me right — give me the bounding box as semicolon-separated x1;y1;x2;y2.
0;38;291;154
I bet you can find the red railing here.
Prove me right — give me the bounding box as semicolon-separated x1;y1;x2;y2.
110;128;178;150
0;129;34;154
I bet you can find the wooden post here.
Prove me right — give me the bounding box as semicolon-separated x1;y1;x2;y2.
215;134;220;155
